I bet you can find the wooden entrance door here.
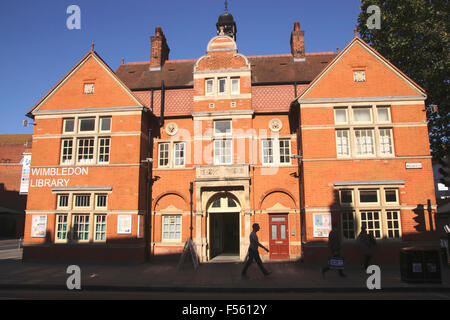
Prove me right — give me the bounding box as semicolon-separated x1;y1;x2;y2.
269;214;289;260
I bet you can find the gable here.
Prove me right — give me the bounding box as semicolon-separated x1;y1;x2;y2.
300;38;426;101
29;52;143;116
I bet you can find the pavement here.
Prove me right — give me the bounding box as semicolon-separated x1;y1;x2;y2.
0;240;448;293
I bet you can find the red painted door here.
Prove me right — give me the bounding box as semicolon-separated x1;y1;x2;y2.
269;215;289;260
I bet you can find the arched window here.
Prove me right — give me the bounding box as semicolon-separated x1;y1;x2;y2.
208;194;240;212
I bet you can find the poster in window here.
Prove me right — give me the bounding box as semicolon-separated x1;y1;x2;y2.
117;215;132;234
313;212;332;238
31;215;47;238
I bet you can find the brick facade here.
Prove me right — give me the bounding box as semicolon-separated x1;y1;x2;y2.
21;17;438;263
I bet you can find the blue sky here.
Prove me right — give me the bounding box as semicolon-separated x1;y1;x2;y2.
0;0;362;134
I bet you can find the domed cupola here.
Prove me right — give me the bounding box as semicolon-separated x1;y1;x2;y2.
216;1;237;40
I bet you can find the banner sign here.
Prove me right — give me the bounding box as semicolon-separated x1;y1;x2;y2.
19;154;32;194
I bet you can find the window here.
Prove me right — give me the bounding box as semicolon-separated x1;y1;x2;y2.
60;116;112;165
61;139;73;164
262;139;274;164
384;189;398;204
353;108;372;123
100;117;111;132
334;109;348;124
158;141;188;168
340;189;353;205
218;78;227;94
377;107;390;122
56;215;68;241
55;192;109;243
77;138;95;164
158;143;169;167
63;119;75;133
386;211;401;238
342;212;355;239
262;139;291;165
359;189;378;204
379;128;393;155
360;210;381;238
83;83;95;94
214;120;232;136
98;137;110;163
231;78;240;94
338;186;401;240
355;129;374;155
214;139;232;164
174;142;185;166
58;194;69;208
79;118;95;132
336;130;350;156
205;79;214;95
74;194;90;208
279;139;291;164
73;215;90;241
162;215;181;241
334;106;394;158
96;194;107;209
94;215;107;241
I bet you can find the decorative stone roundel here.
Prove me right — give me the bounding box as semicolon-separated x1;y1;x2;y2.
269;118;282;132
165;122;178;136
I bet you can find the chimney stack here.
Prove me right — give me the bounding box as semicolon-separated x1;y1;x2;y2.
150;26;170;71
290;21;305;61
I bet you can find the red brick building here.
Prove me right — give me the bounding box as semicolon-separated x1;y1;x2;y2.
0;134;32;238
22;12;438;263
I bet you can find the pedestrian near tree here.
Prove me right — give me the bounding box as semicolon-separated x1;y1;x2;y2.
357;225;376;270
241;223;271;278
321;222;345;277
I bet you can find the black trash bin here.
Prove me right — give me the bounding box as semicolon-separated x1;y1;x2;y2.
400;247;441;283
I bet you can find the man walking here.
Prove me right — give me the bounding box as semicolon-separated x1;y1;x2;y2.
357;225;376;270
241;223;271;278
321;222;345;277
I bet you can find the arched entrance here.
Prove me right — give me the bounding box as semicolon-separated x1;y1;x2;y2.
207;193;241;260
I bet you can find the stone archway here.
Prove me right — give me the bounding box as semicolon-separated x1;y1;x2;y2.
206;192;241;260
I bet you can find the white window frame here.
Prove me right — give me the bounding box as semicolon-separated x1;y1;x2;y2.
218;78;227;95
354;128;375;157
338;186;402;240
162;215;182;242
60;138;74;165
214;139;233;165
352;107;373;124
173;142;186;167
78;117;96;133
99;117;112;132
205;78;214;96
335;129;350;157
213;120;232;137
63;118;75;134
76;137;95;164
231;78;240;95
97;137;111;164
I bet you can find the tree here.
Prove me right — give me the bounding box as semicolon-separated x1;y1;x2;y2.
357;0;449;159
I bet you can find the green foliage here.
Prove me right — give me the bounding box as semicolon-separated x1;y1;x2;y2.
357;0;449;159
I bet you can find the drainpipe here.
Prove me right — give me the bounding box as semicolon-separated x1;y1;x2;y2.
292;82;304;262
145;125;153;262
